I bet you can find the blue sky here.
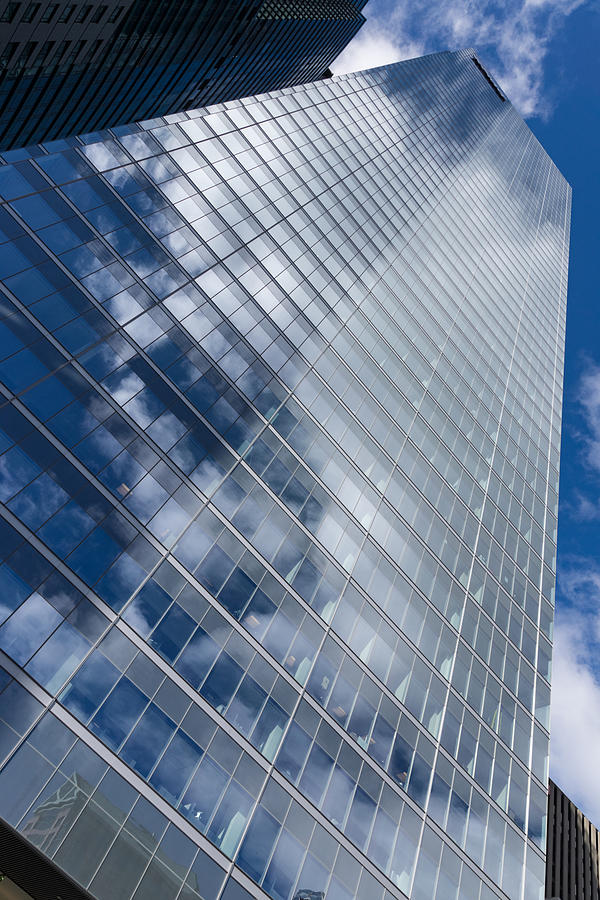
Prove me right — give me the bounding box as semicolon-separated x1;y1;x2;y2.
332;0;600;825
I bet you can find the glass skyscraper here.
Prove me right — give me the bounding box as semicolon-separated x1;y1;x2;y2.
0;0;366;150
0;48;569;900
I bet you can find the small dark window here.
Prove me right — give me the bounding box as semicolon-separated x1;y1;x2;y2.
51;39;70;63
40;2;58;20
20;1;40;21
0;1;21;21
0;42;18;69
13;40;37;73
33;39;54;64
58;2;75;21
65;37;85;62
82;37;102;61
75;3;91;21
107;4;123;22
91;3;106;22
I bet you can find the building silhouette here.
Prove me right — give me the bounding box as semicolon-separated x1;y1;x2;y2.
0;48;569;900
546;779;600;900
0;0;366;149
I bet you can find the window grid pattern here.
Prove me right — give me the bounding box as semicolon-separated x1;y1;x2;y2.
0;49;569;900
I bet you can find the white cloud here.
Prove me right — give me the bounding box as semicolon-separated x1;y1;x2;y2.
550;562;600;826
557;362;600;528
550;619;600;826
331;0;589;118
577;364;600;470
551;624;600;824
332;29;424;76
566;491;600;521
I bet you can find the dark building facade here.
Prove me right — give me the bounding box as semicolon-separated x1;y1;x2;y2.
0;0;367;150
546;779;600;900
0;49;569;900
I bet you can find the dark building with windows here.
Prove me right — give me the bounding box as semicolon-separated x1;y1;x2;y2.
546;779;600;900
0;0;367;150
0;49;569;900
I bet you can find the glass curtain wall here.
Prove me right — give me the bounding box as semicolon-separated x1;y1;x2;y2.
0;49;569;900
